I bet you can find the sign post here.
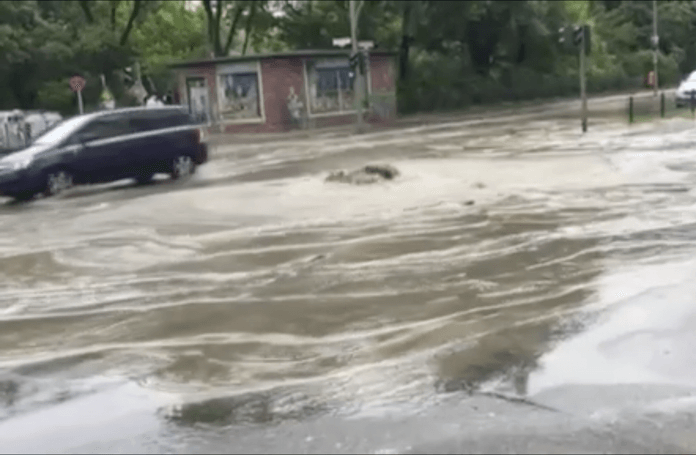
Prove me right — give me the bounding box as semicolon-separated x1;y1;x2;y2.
70;75;86;115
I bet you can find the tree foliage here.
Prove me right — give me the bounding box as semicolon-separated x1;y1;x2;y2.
1;0;695;115
201;0;276;57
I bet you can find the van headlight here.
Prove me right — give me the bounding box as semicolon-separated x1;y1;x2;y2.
11;159;32;170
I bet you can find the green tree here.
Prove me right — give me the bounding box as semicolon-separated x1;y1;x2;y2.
0;1;77;109
201;0;272;57
130;0;208;95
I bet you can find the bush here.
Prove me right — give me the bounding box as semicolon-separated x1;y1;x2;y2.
618;50;680;86
396;47;682;116
35;79;76;116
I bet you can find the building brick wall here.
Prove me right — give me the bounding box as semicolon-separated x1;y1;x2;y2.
367;55;397;124
259;57;305;131
176;53;398;135
369;55;396;93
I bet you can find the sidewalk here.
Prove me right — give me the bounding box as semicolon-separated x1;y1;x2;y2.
207;88;673;148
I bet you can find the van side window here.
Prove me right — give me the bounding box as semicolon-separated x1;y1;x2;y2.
129;112;189;132
129;115;156;133
79;116;132;142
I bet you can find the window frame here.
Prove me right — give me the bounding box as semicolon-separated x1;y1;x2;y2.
304;57;372;118
214;61;266;125
185;77;212;126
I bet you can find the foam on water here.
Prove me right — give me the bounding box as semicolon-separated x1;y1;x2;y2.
4;113;696;451
528;257;696;395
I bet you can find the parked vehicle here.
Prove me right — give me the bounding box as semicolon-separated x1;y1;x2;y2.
0;110;27;157
0;106;208;202
675;71;696;107
23;111;63;142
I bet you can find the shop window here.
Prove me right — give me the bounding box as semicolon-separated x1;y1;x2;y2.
217;72;261;120
307;59;357;115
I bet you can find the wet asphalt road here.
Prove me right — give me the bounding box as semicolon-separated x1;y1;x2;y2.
2;93;696;453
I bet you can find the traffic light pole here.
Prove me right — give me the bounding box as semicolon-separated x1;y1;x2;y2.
349;0;365;133
580;29;587;133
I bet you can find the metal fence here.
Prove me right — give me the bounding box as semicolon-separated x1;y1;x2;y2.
627;90;695;124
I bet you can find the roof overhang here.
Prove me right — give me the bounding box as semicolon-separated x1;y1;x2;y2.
169;49;398;69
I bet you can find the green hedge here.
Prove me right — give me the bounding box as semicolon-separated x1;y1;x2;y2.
397;50;682;115
397;70;650;115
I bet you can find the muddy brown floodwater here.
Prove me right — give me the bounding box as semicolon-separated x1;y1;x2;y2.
2;95;696;453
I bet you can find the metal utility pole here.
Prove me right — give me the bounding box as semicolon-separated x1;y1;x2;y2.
349;0;365;133
652;0;659;96
579;27;588;133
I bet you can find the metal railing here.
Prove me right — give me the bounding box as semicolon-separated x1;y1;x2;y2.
627;89;689;124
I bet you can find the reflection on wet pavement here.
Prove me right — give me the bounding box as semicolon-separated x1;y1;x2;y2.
2;102;696;452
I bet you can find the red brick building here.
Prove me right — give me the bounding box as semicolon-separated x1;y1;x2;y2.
169;50;398;134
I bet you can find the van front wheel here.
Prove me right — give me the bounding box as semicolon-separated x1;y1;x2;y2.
44;169;74;197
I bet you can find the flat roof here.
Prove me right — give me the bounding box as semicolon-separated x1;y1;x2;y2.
169;49;398;69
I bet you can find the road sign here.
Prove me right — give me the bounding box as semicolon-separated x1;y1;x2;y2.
358;40;374;50
332;37;351;48
70;75;86;114
70;75;86;93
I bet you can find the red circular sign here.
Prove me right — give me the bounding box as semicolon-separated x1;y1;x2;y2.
70;75;86;93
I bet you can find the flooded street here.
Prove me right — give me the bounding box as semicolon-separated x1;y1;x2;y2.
2;97;696;453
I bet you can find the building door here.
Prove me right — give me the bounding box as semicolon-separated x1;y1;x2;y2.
186;77;210;124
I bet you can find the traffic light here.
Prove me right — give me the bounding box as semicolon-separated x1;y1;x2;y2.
573;26;583;45
349;52;359;70
571;25;591;55
349;52;366;74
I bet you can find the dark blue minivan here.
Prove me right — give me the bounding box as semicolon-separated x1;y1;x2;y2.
0;106;208;202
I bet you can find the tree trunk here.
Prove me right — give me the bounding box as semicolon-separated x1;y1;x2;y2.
119;0;142;46
223;4;245;56
241;3;259;55
79;0;94;23
202;0;223;57
110;1;117;30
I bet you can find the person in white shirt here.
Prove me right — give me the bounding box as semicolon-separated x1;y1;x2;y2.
145;95;165;108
